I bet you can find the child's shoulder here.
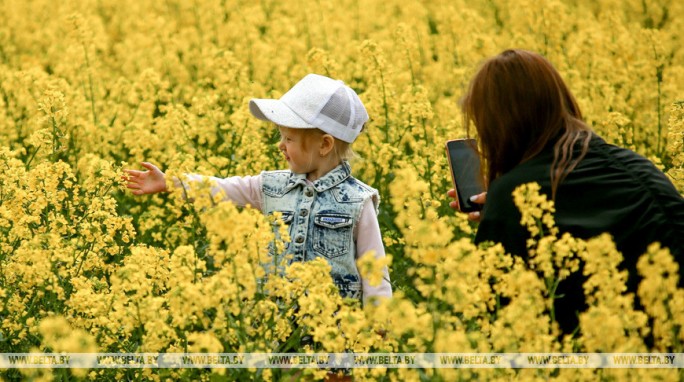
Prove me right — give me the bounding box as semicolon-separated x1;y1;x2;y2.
344;175;377;194
337;176;380;210
260;169;301;196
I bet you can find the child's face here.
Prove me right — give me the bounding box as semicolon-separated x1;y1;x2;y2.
277;126;322;175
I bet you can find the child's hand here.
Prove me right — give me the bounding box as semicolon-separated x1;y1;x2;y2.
124;162;168;195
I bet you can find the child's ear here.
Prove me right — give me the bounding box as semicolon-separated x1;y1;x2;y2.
319;134;335;156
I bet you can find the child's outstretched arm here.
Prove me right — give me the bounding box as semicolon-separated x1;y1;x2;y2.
124;162;168;195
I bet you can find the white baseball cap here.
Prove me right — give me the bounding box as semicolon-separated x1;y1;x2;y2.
249;74;369;143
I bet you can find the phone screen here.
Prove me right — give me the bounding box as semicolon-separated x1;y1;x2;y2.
446;139;485;212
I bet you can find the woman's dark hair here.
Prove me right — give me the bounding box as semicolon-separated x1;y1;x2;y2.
461;49;592;198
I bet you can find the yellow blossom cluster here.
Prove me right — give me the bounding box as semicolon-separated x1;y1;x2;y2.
1;0;683;381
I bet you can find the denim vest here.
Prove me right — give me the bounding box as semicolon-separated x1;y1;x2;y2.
261;161;379;300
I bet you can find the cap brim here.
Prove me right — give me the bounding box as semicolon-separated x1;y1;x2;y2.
249;99;316;129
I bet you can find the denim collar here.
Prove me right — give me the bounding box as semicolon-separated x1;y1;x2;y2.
283;161;352;193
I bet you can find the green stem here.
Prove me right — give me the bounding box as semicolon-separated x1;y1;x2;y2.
656;65;663;155
650;39;664;155
180;120;226;177
547;277;560;324
373;54;390;143
73;242;94;277
51;115;59;161
405;48;415;89
314;0;329;50
25;144;41;169
82;43;98;126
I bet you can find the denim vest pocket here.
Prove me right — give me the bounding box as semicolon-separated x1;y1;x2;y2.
313;213;353;258
336;278;362;300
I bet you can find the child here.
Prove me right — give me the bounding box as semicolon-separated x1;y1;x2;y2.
125;73;392;306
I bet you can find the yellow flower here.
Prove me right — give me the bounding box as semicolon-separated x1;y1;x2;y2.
357;251;391;287
1;0;682;379
637;243;684;351
186;331;224;353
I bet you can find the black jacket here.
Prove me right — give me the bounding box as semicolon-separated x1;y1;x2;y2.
475;134;684;333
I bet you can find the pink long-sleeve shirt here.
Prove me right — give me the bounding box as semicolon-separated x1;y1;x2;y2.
178;173;393;305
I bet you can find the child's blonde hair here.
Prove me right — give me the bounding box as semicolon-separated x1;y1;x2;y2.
325;123;365;161
333;138;357;161
280;125;361;162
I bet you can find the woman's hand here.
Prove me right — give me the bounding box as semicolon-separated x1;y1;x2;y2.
447;189;487;222
124;162;168;195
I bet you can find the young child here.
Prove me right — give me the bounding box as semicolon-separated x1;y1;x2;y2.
125;73;392;306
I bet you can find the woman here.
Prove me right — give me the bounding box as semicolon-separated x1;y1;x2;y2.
449;49;684;333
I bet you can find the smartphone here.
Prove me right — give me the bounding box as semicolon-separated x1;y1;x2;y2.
445;138;485;212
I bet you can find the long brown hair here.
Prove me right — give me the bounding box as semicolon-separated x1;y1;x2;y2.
461;49;592;198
